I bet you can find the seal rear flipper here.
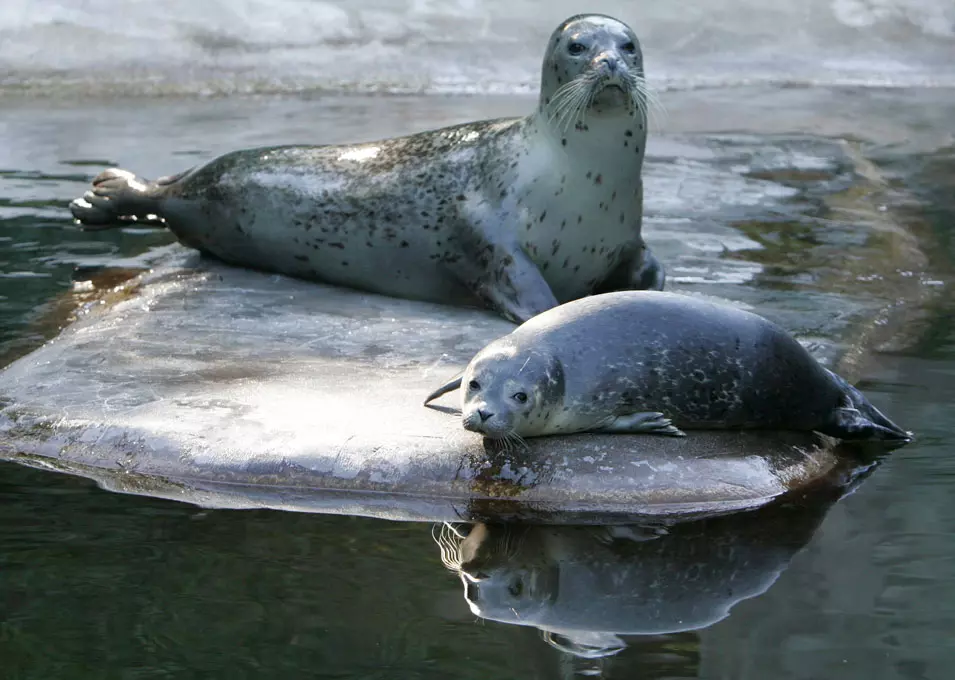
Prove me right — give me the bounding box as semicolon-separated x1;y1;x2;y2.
827;406;913;443
595;411;686;437
824;369;913;443
69;168;167;229
423;373;463;406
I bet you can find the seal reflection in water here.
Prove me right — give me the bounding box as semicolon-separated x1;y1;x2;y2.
68;14;664;324
424;291;912;445
433;477;846;661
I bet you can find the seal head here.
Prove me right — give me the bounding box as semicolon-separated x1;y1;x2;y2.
539;14;651;131
461;345;565;441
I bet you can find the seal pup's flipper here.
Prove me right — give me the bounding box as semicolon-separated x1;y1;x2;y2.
830;406;913;442
823;370;913;443
69;168;168;229
423;373;463;406
595;411;687;437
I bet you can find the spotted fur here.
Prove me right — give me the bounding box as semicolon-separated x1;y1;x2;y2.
68;14;664;323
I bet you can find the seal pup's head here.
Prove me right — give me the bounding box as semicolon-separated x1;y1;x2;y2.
460;342;565;441
538;14;653;133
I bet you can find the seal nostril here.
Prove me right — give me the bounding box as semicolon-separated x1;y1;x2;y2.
478;409;494;422
596;56;617;73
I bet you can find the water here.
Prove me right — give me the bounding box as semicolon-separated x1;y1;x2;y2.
2;2;955;676
3;0;955;95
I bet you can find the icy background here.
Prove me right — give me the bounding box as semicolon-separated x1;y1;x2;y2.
2;0;954;96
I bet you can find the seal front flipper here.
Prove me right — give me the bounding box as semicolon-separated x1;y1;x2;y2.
595;411;687;437
631;247;666;291
450;221;559;322
594;242;666;294
478;247;560;323
69;168;168;229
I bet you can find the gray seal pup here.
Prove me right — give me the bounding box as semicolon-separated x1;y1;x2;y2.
423;291;912;444
68;14;664;323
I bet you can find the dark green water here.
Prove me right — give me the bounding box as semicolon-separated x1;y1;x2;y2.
1;92;954;678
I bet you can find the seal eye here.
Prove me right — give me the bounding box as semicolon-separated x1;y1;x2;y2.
512;392;528;404
567;41;586;56
508;579;524;597
621;41;636;54
468;380;480;391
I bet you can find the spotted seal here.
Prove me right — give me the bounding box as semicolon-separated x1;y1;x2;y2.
68;14;664;323
423;291;912;443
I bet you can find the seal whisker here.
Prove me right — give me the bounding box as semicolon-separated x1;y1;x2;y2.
509;432;530;454
548;79;584;110
549;80;588;133
558;78;594;134
628;74;666;128
547;80;581;118
502;431;529;454
551;74;595;133
504;433;520;453
433;521;464;572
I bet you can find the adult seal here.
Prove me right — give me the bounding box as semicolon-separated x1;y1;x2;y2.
423;291;912;444
68;14;664;323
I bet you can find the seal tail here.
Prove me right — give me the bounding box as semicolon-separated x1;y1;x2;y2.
69;168;167;229
423;373;463;406
825;369;913;443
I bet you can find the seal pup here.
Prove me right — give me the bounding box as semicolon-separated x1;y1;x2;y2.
68;14;664;323
423;291;912;443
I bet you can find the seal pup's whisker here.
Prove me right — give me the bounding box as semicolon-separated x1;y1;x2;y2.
433;522;464;572
503;433;518;453
509;432;529;452
504;433;515;453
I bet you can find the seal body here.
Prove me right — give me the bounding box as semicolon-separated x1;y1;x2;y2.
68;14;664;323
425;291;911;443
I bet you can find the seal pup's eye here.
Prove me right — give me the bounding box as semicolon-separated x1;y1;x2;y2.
468;380;481;391
512;392;528;404
621;41;636;54
567;42;586;56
